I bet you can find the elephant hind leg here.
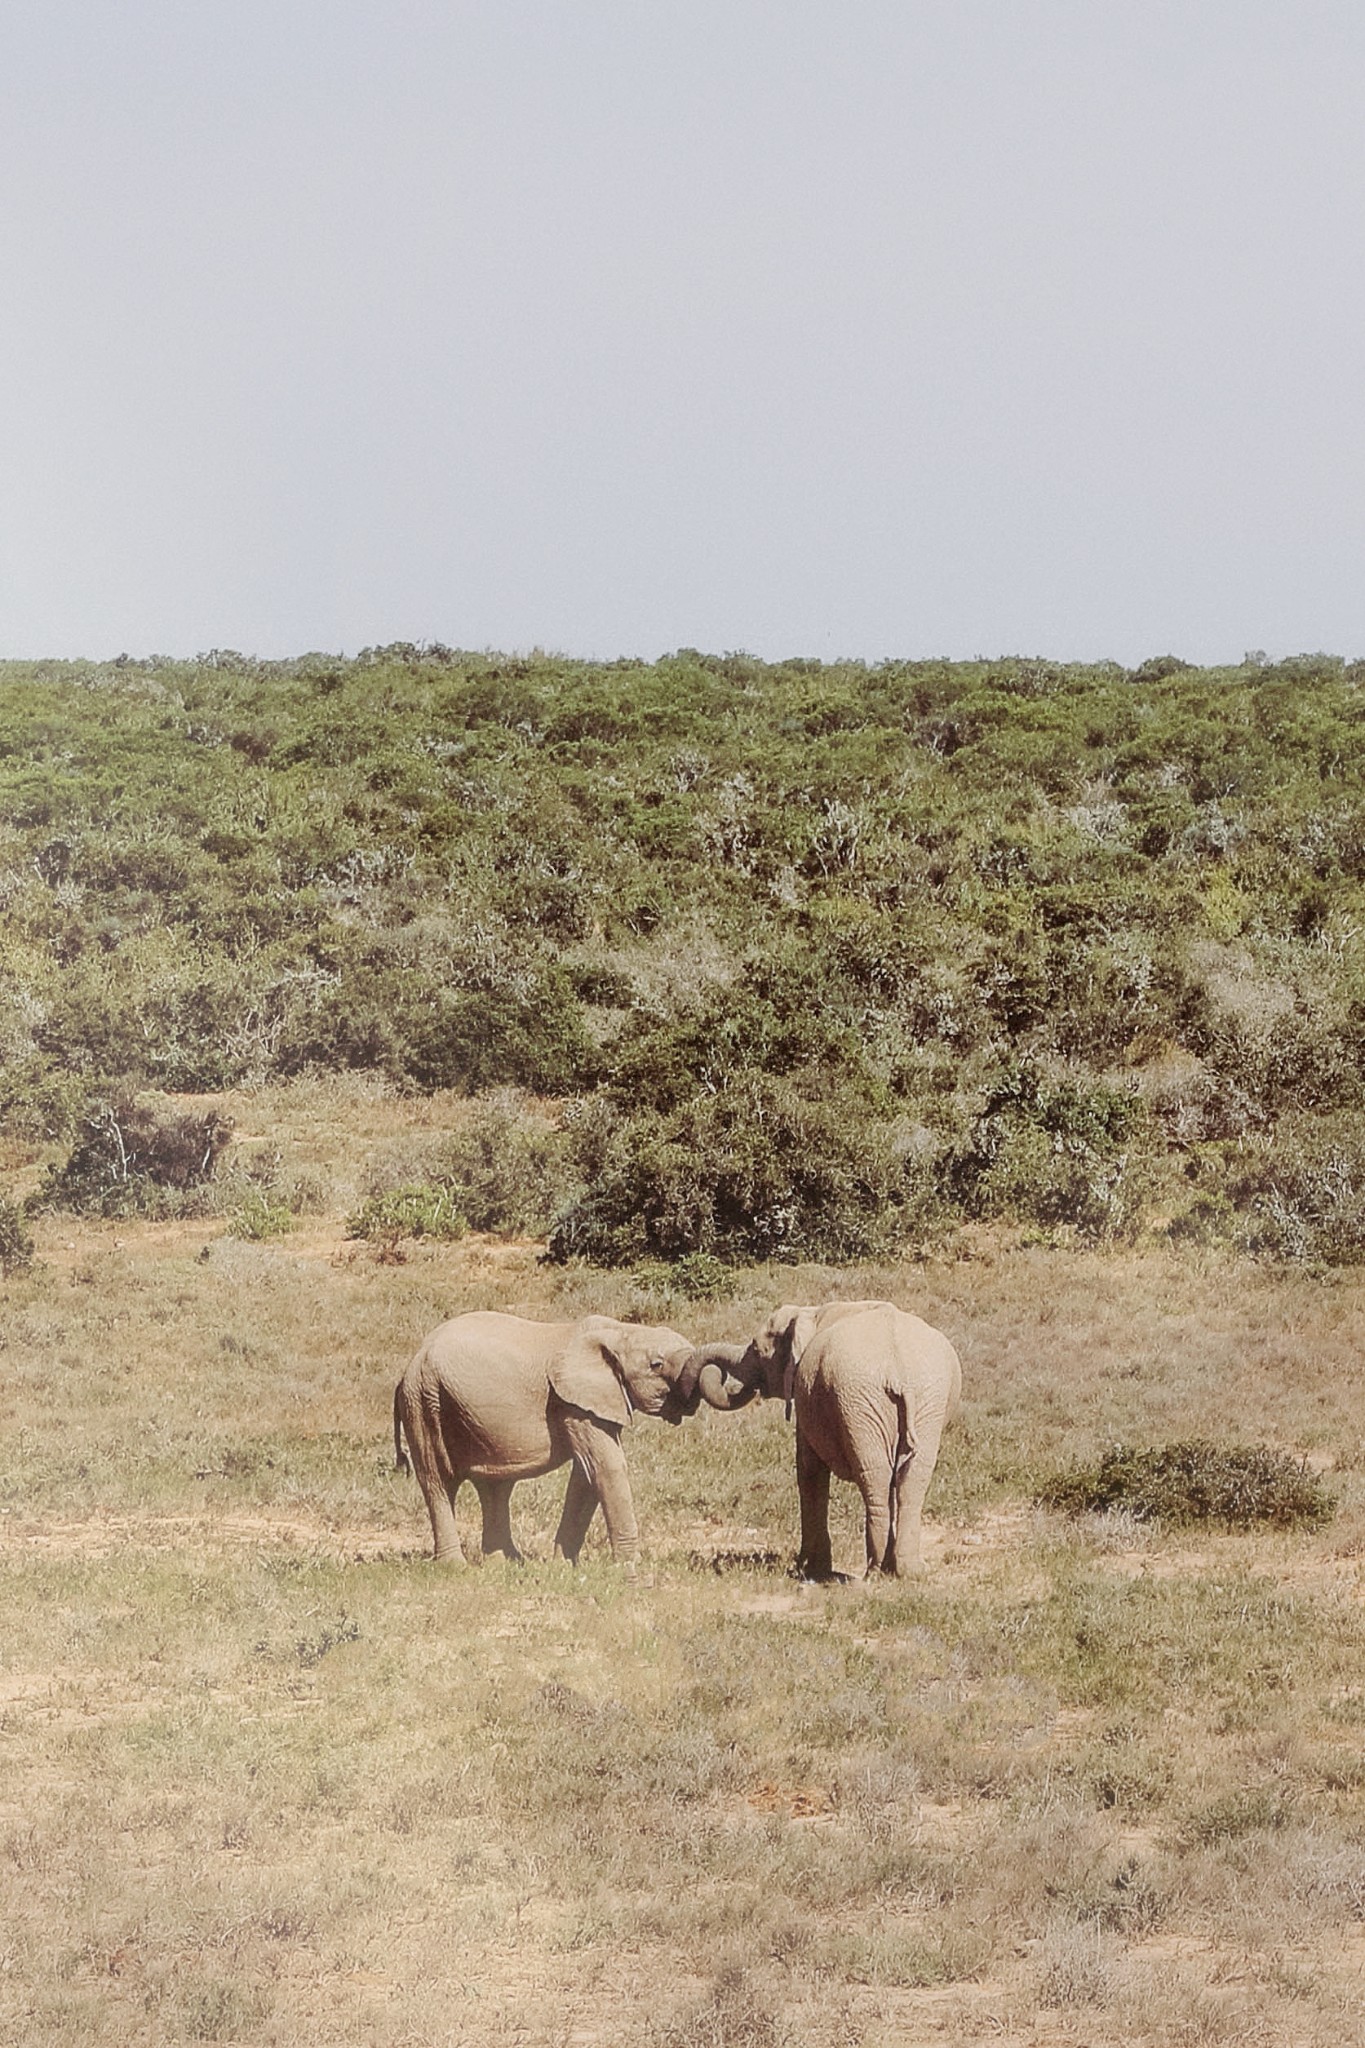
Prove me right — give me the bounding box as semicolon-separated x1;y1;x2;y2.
421;1471;464;1564
888;1416;945;1575
473;1478;523;1563
853;1461;895;1578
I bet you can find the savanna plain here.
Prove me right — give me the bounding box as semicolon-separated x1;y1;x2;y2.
5;1080;1365;2048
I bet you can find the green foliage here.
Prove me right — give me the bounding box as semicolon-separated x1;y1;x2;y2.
345;1185;468;1244
629;1251;734;1301
1224;1123;1365;1266
428;1091;575;1235
360;1090;573;1238
1037;1441;1335;1531
7;648;1365;1260
0;1193;34;1274
228;1192;295;1241
548;1075;940;1267
37;1096;233;1217
948;1066;1156;1243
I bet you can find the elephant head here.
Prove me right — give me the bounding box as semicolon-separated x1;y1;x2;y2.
683;1302;891;1414
679;1306;818;1414
550;1317;696;1428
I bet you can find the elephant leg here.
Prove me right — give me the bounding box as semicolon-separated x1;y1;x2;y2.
848;1455;895;1577
473;1478;523;1563
552;1461;599;1565
558;1416;639;1573
888;1418;944;1576
419;1471;464;1564
795;1430;834;1580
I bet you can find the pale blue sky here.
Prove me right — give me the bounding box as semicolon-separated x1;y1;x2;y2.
2;2;1363;664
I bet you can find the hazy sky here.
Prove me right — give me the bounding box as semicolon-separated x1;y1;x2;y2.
2;2;1363;665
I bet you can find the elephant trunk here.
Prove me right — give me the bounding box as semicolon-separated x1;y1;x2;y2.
681;1342;761;1412
697;1361;760;1411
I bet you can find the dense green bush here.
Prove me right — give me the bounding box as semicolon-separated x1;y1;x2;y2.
429;1091;575;1235
360;1090;574;1238
1224;1123;1365;1266
548;1075;940;1268
1038;1441;1334;1530
228;1191;295;1241
947;1066;1156;1243
37;1097;234;1218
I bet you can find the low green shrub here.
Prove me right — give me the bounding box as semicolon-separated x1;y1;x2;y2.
361;1090;574;1238
432;1091;574;1235
1037;1441;1334;1531
630;1251;733;1301
228;1192;295;1241
345;1184;467;1243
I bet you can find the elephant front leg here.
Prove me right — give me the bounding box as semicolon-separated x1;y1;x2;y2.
552;1461;599;1565
473;1478;523;1563
795;1430;834;1580
558;1417;639;1574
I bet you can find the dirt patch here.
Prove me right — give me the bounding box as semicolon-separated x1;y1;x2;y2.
942;1505;1035;1557
0;1508;414;1561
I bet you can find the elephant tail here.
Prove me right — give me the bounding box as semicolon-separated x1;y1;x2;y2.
889;1384;915;1494
393;1382;411;1476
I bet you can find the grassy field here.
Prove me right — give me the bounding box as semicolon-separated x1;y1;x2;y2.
5;1082;1365;2045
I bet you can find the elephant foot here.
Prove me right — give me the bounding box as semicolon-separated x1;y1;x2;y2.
881;1556;922;1579
795;1554;838;1583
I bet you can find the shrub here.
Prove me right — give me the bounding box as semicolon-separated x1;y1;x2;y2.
1037;1441;1334;1531
228;1192;294;1241
361;1091;575;1239
947;1065;1155;1243
630;1251;733;1301
345;1185;467;1244
0;1193;34;1275
1226;1126;1365;1265
547;1075;940;1268
432;1091;574;1235
38;1097;234;1217
402;976;595;1095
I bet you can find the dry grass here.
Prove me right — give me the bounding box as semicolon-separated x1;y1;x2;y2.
5;1080;1365;2043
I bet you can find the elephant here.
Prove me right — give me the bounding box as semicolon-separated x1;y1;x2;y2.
683;1301;962;1578
392;1311;695;1572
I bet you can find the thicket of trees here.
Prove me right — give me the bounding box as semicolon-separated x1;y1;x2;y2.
5;644;1365;1263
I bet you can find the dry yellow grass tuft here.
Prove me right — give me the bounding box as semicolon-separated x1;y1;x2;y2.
4;1085;1365;2043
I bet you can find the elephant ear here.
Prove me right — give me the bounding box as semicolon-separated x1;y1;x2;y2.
767;1305;820;1409
549;1323;632;1429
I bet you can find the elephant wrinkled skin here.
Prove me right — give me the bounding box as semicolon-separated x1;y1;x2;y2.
393;1312;694;1572
685;1301;962;1579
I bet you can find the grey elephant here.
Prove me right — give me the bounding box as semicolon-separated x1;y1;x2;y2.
684;1301;962;1578
393;1311;695;1572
